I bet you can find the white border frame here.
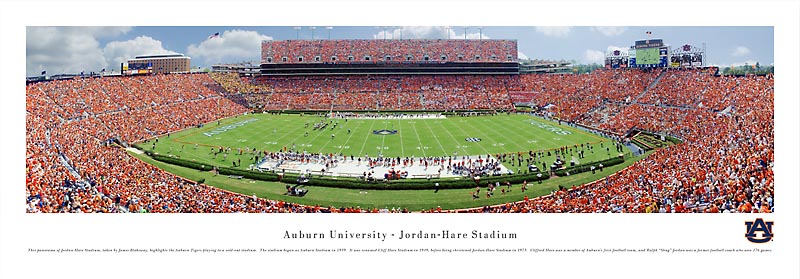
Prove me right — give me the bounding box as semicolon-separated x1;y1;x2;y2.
2;1;797;278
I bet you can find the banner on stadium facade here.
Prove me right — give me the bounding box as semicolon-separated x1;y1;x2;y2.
635;39;664;49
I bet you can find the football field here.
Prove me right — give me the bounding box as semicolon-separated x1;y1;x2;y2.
138;113;635;210
152;113;611;164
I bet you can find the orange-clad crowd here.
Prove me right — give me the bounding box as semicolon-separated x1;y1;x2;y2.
509;69;661;122
240;75;516;111
27;73;404;213
263;39;517;64
210;72;272;94
448;70;774;213
26;67;773;213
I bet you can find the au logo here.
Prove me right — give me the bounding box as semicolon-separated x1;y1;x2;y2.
372;130;397;135
745;218;774;243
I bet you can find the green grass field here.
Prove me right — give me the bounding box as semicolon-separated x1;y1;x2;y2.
138;113;638;211
149;113;616;165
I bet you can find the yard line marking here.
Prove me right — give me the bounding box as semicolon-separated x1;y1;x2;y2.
397;118;405;157
379;120;389;155
453;117;495;156
298;118;338;153
479;116;530;152
317;118;355;153
337;119;366;155
260;115;310;150
357;120;378;156
437;118;469;156
420;118;448;157
409;118;427;157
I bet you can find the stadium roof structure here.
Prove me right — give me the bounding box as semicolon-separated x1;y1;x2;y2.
133;53;188;60
519;60;573;74
212;62;261;75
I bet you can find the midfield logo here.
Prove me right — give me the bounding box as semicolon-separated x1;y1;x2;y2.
745;218;774;243
372;130;398;135
465;137;481;142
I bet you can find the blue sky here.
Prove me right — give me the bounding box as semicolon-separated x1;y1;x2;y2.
26;26;773;76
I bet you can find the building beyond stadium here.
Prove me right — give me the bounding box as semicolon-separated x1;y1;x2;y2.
127;54;191;74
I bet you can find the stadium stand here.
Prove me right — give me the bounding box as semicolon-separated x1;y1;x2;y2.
26;52;773;213
248;75;515;111
262;39;517;64
450;71;774;213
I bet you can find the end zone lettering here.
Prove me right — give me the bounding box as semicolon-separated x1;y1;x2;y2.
531;122;571;135
203;119;258;137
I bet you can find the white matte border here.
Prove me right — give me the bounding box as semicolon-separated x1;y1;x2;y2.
2;1;797;278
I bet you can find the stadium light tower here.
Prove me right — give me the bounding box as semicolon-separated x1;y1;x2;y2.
463;27;468;40
310;26;316;40
293;27;301;40
382;27;387;40
477;27;483;41
325;26;333;40
445;26;450;39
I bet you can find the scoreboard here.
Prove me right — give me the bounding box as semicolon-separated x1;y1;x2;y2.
605;49;628;69
635;48;660;64
605;38;703;69
670;44;704;67
124;62;153;75
630;39;669;68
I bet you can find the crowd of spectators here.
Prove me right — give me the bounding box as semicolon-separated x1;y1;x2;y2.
509;69;660;122
249;75;515;111
209;72;272;94
637;68;716;108
451;70;774;213
26;67;774;214
262;39;517;64
26;73;376;213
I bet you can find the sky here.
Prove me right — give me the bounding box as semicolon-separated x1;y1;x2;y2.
26;26;773;76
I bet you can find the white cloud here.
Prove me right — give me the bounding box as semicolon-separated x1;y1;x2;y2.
534;26;572;38
581;45;629;64
584;49;605;64
372;26;488;40
26;26;132;76
591;26;627;36
103;36;176;70
606;45;628;55
374;26;445;39
731;46;751;57
187;29;273;65
518;51;529;60
77;27;132;38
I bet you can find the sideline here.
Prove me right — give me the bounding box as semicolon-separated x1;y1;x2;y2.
126;147;144;155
